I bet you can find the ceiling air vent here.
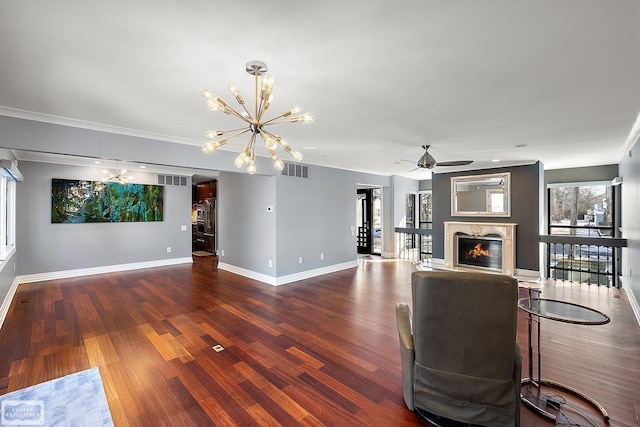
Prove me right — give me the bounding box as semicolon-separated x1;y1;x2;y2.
157;175;188;186
281;163;309;179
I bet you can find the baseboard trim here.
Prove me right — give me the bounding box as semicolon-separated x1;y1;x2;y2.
15;257;193;285
0;276;21;331
275;261;358;286
217;261;359;287
217;263;276;286
621;277;640;327
515;268;541;280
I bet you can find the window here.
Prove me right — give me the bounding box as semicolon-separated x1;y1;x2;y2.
549;184;613;237
0;169;18;261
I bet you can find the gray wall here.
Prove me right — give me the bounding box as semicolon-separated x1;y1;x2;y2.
619;145;639;306
0;116;273;174
217;172;277;275
432;163;542;271
15;161;192;275
274;166;392;276
0;116;414;285
545;164;618;186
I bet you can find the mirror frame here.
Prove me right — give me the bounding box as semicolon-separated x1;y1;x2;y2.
451;172;511;217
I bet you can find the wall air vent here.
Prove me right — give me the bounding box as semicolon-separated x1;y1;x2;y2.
281;162;309;179
157;175;188;186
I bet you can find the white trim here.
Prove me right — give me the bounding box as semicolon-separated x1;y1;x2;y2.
15;257;193;284
0;277;20;331
430;257;445;267
275;261;358;286
217;263;276;286
621;277;640;327
218;261;359;287
514;268;541;280
0;107;203;148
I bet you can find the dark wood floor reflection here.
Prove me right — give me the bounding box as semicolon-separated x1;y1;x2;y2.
1;257;638;426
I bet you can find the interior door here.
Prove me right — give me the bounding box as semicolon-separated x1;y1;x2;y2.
357;189;372;254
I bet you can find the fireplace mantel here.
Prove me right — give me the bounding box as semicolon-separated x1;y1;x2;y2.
444;221;517;276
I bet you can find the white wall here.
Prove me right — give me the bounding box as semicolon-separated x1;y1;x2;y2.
620;142;640;322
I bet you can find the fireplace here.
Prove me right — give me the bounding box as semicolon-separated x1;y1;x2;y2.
444;222;517;275
457;235;503;271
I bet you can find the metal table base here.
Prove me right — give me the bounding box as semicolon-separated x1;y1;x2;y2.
519;288;610;424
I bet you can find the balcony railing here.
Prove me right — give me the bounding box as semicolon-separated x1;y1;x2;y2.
540;234;627;287
394;227;433;262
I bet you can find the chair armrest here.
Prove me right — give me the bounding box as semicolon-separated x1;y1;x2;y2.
396;303;415;410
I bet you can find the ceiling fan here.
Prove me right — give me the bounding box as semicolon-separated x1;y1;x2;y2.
416;145;473;169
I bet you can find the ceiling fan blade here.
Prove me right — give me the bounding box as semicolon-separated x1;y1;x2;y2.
436;160;474;167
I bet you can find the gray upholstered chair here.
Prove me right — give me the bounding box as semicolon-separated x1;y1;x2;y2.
396;270;521;427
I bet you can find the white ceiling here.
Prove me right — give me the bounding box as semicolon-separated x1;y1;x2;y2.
1;1;639;178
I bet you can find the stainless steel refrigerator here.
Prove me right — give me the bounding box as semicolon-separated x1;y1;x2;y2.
202;198;216;252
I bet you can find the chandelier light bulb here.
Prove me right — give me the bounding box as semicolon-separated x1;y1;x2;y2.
201;89;214;99
301;113;314;123
291;150;303;161
261;74;275;92
205;130;224;139
234;153;245;168
247;161;256;175
206;99;223;112
273;158;284;171
264;135;277;150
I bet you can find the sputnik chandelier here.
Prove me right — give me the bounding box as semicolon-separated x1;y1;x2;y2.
101;168;132;184
201;60;313;174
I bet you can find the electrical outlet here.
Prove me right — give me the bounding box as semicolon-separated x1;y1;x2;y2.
320;253;325;260
220;249;224;256
299;257;304;264
181;225;187;231
166;247;172;253
268;260;273;268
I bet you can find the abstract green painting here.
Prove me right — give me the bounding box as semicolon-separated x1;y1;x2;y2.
52;179;164;223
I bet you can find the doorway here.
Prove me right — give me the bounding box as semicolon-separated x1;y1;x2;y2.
356;188;382;255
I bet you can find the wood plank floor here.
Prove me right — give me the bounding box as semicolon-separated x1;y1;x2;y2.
0;257;639;426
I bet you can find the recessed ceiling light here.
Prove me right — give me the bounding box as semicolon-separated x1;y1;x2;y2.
303;147;317;150
491;159;500;162
323;154;332;158
94;161;101;164
140;165;146;169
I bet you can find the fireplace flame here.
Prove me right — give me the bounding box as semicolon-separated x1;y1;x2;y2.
467;243;490;259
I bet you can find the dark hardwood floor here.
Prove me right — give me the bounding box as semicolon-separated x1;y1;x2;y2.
0;256;639;426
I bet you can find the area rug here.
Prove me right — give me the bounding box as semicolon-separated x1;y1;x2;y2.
0;367;113;426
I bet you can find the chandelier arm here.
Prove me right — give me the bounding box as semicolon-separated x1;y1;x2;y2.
262;118;299;125
261;114;288;125
222;126;252;135
260;129;280;142
224;105;254;123
257;99;267;122
223;128;253;142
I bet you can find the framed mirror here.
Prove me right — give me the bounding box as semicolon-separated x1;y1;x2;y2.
451;172;511;217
